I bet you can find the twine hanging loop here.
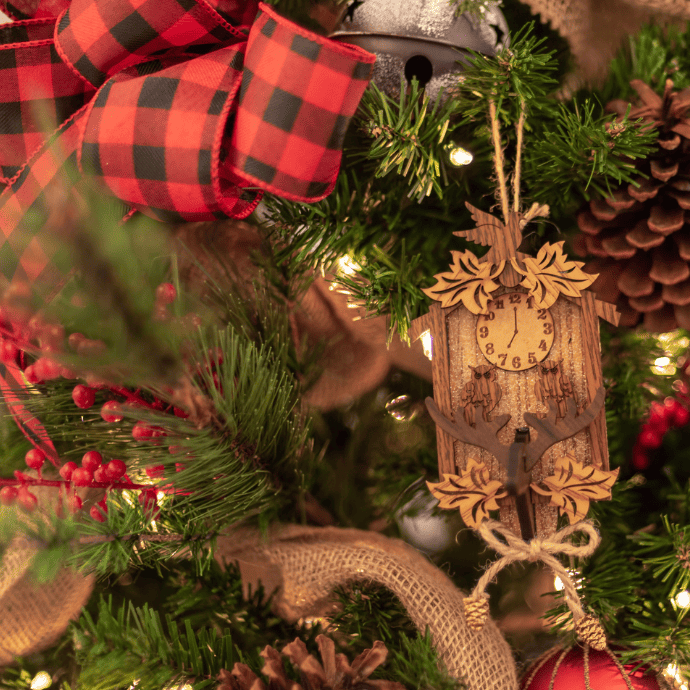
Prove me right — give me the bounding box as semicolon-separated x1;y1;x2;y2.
462;520;607;650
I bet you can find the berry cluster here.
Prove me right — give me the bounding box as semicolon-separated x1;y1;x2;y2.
633;395;690;470
0;282;192;522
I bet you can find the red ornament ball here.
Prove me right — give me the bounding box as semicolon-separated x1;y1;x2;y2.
72;384;95;409
101;401;123;423
82;450;102;471
24;448;46;470
521;645;662;690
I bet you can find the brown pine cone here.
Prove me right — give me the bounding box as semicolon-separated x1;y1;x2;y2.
575;79;690;331
217;635;406;690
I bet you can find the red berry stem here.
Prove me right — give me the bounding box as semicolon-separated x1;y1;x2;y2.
0;477;151;491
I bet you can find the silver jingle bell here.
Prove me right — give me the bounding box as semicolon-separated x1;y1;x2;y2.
330;0;509;102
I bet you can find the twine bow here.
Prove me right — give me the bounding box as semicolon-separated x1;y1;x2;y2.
462;519;608;650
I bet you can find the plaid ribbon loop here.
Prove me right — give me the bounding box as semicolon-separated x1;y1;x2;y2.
0;0;375;224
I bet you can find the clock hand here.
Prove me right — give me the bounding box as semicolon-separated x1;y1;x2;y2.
507;307;518;348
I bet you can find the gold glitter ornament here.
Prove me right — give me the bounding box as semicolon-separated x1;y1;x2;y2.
330;0;509;102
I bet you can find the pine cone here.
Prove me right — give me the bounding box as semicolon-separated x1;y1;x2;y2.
462;595;490;632
575;79;690;331
217;635;406;690
574;614;607;651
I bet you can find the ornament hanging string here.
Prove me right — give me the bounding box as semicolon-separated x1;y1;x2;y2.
463;519;608;650
487;96;531;221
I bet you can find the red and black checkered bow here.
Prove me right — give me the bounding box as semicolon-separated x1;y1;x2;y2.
0;0;374;461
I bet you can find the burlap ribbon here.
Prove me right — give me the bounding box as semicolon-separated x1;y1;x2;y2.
463;520;607;650
0;487;95;665
215;524;519;690
523;0;690;84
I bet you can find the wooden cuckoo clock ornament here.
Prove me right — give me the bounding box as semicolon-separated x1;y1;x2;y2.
411;200;621;541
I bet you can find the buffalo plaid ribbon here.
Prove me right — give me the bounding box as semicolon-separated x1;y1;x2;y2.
0;0;374;460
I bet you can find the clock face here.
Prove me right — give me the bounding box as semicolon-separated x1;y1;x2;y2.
476;292;555;371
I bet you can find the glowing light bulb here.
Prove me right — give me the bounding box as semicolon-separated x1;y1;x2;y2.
421;329;433;360
448;146;473;167
655;357;671;367
675;590;690;608
554;575;564;591
30;671;52;690
337;255;361;276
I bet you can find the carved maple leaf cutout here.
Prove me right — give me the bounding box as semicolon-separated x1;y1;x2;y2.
512;241;597;309
422;250;504;313
530;455;619;524
427;458;507;529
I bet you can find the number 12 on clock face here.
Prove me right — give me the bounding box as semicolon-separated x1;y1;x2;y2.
476;292;555;372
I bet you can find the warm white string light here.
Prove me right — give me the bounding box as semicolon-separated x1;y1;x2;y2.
448;145;473;167
30;671;52;690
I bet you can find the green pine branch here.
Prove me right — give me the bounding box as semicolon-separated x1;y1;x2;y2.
354;78;462;201
73;594;241;690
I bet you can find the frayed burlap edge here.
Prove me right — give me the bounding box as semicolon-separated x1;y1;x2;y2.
215;525;519;690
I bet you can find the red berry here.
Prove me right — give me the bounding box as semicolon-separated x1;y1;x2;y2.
184;313;202;329
156;282;177;305
68;332;86;350
0;486;18;506
132;422;154;440
89;502;108;522
0;340;19;364
77;338;106;357
24;364;42;384
16;487;37;512
72;384;95;409
34;357;61;380
674;405;690;428
24;448;46;470
60;366;77;379
93;465;108;482
139;490;159;520
71;467;93;486
42;323;64;347
632;444;649;470
145;464;165;479
173;407;189;419
82;450;103;471
104;459;126;481
101;401;123;423
69;494;83;513
59;461;78;480
638;426;663;449
153;305;170;322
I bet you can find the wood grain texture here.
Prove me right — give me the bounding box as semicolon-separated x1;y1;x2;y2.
409;312;432;342
454;203;523;264
594;298;621;326
579;291;610;470
429;303;455;475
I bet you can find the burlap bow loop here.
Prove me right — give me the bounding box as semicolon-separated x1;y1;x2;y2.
462;520;607;650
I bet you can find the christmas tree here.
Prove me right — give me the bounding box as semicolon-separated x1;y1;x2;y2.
1;0;690;688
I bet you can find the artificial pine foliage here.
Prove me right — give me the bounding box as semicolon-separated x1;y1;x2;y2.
4;1;690;689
